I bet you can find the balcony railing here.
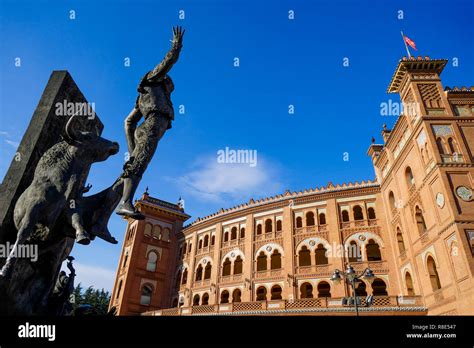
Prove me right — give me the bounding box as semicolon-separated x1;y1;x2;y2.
254;231;282;241
144;296;426;316
295;264;332;277
254;268;283;279
193;279;211;288
350;260;389;273
441;154;464;164
196;246;211;255
220;274;243;284
294;225;328;234
340;219;378;230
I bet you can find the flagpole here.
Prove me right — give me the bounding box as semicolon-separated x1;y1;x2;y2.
401;31;411;58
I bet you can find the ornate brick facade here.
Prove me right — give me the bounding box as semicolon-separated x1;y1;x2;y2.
111;57;474;316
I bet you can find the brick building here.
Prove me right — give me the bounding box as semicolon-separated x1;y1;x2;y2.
110;57;474;316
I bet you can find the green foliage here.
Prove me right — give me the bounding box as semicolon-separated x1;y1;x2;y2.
71;283;111;315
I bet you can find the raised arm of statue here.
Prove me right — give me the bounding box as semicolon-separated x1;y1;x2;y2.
124;107;143;153
141;26;185;84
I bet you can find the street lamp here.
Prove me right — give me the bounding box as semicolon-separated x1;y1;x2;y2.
330;265;375;316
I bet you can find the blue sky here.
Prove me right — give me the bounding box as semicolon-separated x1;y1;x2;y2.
1;0;473;291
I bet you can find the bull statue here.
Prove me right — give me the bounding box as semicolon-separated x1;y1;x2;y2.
0;115;119;278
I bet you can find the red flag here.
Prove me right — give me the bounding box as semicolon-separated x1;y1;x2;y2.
404;36;417;50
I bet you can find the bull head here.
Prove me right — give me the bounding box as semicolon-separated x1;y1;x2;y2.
64;115;119;162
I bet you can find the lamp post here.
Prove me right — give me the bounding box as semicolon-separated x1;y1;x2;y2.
330;265;375;316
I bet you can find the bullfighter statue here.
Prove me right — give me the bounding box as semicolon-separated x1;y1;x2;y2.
115;26;185;220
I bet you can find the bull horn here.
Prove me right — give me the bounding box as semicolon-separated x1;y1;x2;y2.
65;115;79;142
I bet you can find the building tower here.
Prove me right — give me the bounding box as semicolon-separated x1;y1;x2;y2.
109;191;190;315
368;56;474;315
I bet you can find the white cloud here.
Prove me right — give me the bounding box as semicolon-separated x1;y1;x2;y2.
4;139;19;148
0;131;19;148
62;262;116;292
172;154;284;203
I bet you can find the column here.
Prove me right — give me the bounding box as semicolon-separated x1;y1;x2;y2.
243;213;254;302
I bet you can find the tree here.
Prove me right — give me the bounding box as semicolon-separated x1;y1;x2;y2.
71;283;111;315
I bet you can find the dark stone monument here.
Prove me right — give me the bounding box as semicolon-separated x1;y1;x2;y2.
0;71;118;315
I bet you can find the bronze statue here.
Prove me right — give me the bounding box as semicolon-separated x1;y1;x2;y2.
115;26;185;220
0;117;119;278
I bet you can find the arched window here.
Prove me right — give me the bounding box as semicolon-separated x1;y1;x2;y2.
296;216;302;228
388;191;396;211
256;286;267;301
405;167;415;188
319;213;326;225
152;225;161;239
353;205;363;220
140;284;153;305
397;228;406;254
265;219;272;233
257;251;267;271
234;256;243;275
232;289;242;303
211;235;215;245
448;137;458;154
256;224;262;235
204;263;212;279
300;282;313;299
183;243;187;254
405;272;415;296
198;239;203;249
144;223;152;236
175;270;182;289
122;253;128;268
366;239;382;261
436;137;445;155
271;285;282;300
220;290;229;304
371;278;388;296
355;281;367;296
367;207;376;220
195;265;203;281
222;258;231;276
317;281;331;298
182;269;188;284
202;293;209;305
420;148;426;164
306;212;315;226
224;231;229;242
162;228;170;242
240;227;245;238
193;294;200;306
348;241;361;263
204;235;209;247
315;244;328;265
146;251;158;272
276;220;282;231
231;227;237;240
298;246;311;266
415;206;427;235
427;256;441;291
116;280;123;299
270;250;281;269
342;210;349;222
